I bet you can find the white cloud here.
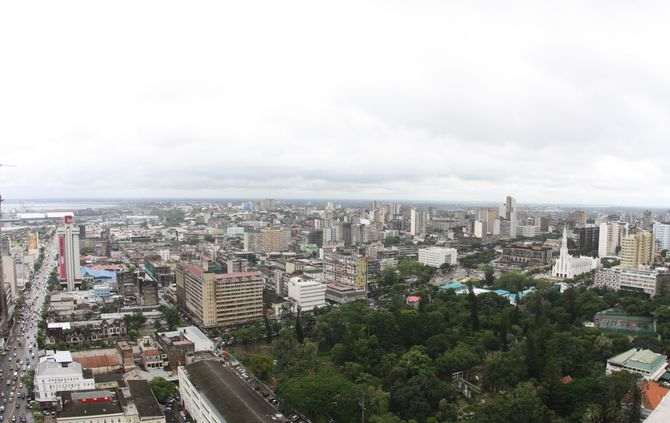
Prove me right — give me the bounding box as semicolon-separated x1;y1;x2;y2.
1;0;670;206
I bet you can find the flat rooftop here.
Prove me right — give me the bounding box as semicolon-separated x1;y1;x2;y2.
128;380;163;419
184;360;286;423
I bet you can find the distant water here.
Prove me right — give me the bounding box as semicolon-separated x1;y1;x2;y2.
3;199;119;212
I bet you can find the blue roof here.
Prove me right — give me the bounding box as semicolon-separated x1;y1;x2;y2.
439;281;465;290
81;267;117;281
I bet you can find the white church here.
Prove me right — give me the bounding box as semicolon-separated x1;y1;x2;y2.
552;227;600;279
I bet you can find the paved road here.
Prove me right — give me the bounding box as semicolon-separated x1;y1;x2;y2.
1;236;58;423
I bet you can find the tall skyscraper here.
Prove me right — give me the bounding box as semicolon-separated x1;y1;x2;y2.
410;208;427;237
653;222;670;252
57;215;81;291
621;231;655;268
598;222;628;257
575;224;600;257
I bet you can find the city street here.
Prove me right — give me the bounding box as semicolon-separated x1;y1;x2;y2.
1;236;57;423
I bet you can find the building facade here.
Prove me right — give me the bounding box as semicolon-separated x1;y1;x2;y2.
653;222;670;252
176;264;264;328
35;357;95;402
594;267;670;297
57;215;81;291
418;247;458;268
621;231;655;268
287;276;327;312
552;227;599;279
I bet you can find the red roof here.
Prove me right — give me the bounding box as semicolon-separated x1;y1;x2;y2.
406;295;421;303
642;381;669;410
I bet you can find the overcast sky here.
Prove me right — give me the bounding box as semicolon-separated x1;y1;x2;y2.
1;1;670;206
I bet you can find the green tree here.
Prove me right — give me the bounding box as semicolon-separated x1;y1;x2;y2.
277;368;362;423
245;354;274;381
475;382;549;423
149;377;177;403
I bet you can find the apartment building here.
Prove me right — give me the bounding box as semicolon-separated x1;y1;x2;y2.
594;267;670;297
418;247;458;268
287;276;326;312
176;264;264;328
621;231;655;268
243;227;291;253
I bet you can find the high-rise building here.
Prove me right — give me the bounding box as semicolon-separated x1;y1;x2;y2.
575;224;600;257
57;215;81;291
505;195;516;220
621;231;655;268
410;208;427;237
598;222;628;257
653;222;670;252
501;195;518;238
175;264;264;328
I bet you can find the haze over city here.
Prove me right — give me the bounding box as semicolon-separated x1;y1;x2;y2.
2;1;670;205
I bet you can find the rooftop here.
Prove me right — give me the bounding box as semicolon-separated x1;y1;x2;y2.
184;360;286;423
56;389;124;419
608;348;667;373
128;380;164;419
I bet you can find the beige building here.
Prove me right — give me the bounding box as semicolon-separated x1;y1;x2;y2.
621;231;655;268
243;227;291;253
176;264;264;328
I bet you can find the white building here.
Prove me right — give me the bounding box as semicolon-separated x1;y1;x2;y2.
598;221;628;257
517;225;539;238
552;227;599;279
594;267;670;297
35;353;95;402
159;326;214;352
653;222;670;252
287;276;326;312
473;221;484;238
418;247;458;268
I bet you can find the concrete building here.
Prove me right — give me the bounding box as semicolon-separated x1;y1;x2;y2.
176;264;264;328
594;267;670;297
598;221;628;257
287;276;326;312
322;250;368;303
500;243;552;266
575;224;600;257
418;247;458;268
606;348;667;381
179;360;287;423
410;208;427;237
35;353;95;402
58;215;81;291
552;227;599;279
653;222;670;252
243;227;291;253
621;231;655;268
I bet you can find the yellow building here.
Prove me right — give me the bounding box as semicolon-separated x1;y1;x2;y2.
621;231;655;268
